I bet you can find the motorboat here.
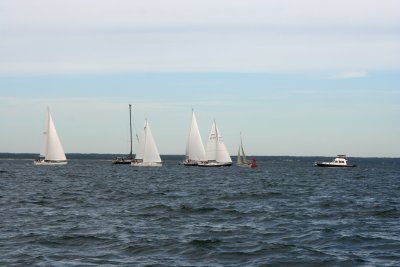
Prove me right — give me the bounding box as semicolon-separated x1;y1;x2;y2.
315;155;356;167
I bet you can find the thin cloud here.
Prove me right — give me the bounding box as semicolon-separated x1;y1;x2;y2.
1;1;400;74
327;71;368;80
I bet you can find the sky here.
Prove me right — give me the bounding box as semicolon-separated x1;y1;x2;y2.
0;0;399;157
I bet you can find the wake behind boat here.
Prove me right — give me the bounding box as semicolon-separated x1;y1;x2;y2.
34;107;67;165
315;155;356;168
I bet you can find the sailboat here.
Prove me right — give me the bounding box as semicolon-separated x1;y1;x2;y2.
34;107;67;165
237;133;252;167
198;120;232;167
112;104;135;164
182;110;206;166
131;119;162;167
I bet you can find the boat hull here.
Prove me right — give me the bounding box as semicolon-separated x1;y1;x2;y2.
181;160;202;166
112;158;132;164
34;160;68;165
237;163;252;168
183;162;199;166
198;162;232;167
131;162;162;167
315;162;356;168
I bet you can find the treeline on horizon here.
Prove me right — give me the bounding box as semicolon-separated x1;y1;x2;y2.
0;153;316;160
1;153;398;160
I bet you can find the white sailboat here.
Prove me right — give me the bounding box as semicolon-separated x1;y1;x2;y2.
237;133;251;167
34;107;67;165
198;120;232;167
131;119;162;167
182;110;206;166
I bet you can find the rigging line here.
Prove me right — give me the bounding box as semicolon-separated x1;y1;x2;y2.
131;105;140;143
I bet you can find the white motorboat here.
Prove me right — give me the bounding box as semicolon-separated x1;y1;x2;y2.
315;155;356;167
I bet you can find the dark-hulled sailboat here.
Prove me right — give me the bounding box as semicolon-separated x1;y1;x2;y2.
112;104;135;164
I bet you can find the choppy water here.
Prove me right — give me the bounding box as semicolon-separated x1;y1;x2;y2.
0;157;399;266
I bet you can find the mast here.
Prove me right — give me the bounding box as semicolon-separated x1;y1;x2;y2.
129;104;133;159
214;119;219;161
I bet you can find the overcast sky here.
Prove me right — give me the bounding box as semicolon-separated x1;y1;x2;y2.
0;0;399;157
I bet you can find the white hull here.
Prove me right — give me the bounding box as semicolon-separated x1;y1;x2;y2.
237;163;252;168
131;161;162;167
198;161;232;167
181;159;202;166
315;155;356;168
34;160;68;166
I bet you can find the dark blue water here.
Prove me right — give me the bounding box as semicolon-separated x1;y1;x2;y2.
1;157;399;266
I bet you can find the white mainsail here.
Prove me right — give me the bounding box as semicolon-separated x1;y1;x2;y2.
185;110;206;162
133;119;162;165
35;108;67;164
45;110;67;161
205;121;232;163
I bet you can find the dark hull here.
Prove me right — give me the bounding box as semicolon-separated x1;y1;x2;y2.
183;163;199;166
180;160;200;166
316;163;356;168
112;159;132;164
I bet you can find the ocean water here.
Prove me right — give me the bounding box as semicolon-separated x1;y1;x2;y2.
0;157;399;266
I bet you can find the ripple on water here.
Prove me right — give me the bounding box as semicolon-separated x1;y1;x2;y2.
0;158;399;266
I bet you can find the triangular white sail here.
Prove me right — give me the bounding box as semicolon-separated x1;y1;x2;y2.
133;119;162;166
205;121;232;163
46;111;67;161
185;110;206;162
35;108;67;165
